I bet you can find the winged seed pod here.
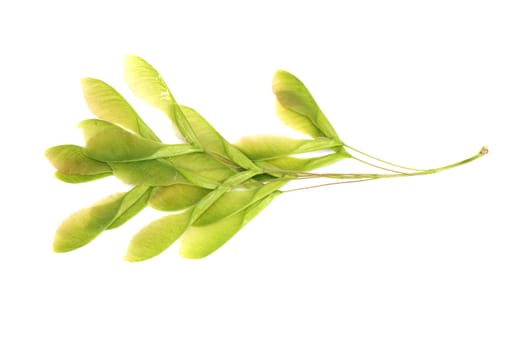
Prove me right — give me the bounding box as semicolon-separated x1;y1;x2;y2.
45;55;487;262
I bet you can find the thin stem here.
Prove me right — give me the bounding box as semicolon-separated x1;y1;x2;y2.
422;145;488;174
329;146;487;180
344;143;426;172
350;154;408;174
275;146;488;191
282;178;376;193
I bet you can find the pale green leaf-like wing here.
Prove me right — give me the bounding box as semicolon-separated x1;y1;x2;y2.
181;106;257;170
275;99;323;138
149;184;211;211
125;210;192;262
79;119;198;162
79;119;160;160
110;159;182;186
53;185;151;252
179;106;226;153
194;180;286;226
124;55;199;145
126;170;261;261
107;186;153;229
236;135;340;160
111;153;237;188
167;153;238;189
189;169;261;221
46;144;111;175
81;78;159;141
180;192;280;259
54;193;124;252
273;70;341;141
54;172;112;183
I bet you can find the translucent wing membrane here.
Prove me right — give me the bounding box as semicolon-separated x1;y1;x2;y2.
149;184;211;211
79;119;198;162
124;55;199;145
180;192;281;259
272;70;340;141
125;210;192;262
46;145;111;175
81;78;160;141
181;106;258;170
236;135;340;160
53;186;151;252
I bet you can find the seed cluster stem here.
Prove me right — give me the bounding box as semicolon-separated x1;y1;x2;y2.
278;146;488;192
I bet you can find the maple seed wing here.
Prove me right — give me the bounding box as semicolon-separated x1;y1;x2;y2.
180;192;280;259
236;135;340;160
53;186;151;252
149;184;211;211
272;70;341;142
81;78;160;141
45;144;111;175
125;210;192;262
124;55;199;145
53;193;126;252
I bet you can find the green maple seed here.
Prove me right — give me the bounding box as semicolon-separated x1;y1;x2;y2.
179;192;281;259
236;135;341;160
81;78;160;142
45;144;112;180
79;119;199;162
149;184;211;211
54;185;152;252
46;55;487;262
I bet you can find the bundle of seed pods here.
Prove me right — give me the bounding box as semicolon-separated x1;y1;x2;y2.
46;55;486;261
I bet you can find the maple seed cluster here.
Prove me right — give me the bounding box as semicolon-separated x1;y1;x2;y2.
46;55;487;262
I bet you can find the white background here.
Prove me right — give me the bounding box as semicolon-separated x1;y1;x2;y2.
1;1;524;349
